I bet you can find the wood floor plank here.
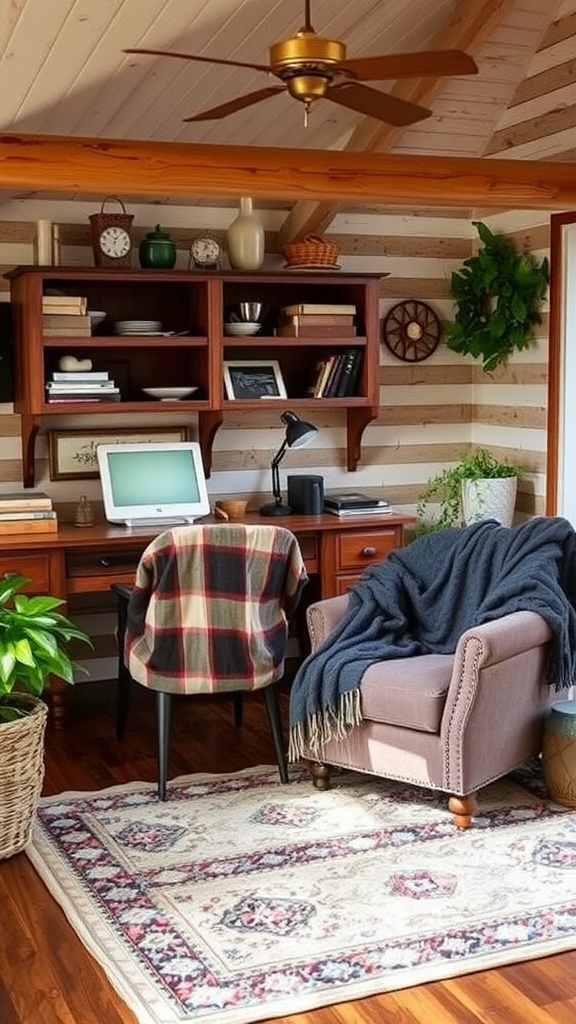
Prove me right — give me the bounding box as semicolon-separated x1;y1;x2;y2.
1;677;575;1024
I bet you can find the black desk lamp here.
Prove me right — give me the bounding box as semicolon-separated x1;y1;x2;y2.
259;411;318;516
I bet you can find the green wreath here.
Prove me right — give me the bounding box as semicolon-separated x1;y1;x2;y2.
444;221;549;372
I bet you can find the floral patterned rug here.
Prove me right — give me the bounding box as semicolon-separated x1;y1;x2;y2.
27;763;576;1024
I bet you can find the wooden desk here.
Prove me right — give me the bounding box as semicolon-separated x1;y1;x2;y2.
0;512;412;719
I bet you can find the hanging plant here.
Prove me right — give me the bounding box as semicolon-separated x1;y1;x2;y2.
444;221;549;372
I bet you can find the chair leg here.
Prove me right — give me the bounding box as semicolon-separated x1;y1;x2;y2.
157;691;172;801
263;685;289;784
232;691;243;727
116;597;131;741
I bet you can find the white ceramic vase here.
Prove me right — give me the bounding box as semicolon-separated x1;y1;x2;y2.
227;197;264;270
461;477;517;527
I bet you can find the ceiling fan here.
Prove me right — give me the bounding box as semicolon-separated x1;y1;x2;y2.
125;0;478;128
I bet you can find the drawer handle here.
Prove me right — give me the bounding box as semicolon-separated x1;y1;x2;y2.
3;571;19;579
362;546;377;557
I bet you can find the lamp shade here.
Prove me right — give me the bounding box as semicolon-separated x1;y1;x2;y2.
282;410;318;449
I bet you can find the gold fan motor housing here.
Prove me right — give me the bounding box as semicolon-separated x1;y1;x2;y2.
270;32;346;103
270;31;346;67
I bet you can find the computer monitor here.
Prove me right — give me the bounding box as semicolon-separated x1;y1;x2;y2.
96;442;210;528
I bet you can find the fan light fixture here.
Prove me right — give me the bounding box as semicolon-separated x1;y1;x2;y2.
260;411;318;517
124;0;478;128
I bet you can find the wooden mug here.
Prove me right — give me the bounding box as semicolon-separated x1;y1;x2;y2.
214;499;248;521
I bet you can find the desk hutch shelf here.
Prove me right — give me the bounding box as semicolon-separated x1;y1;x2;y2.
7;267;381;487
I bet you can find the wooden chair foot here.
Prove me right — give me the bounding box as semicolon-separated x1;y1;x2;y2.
310;762;331;790
448;793;477;829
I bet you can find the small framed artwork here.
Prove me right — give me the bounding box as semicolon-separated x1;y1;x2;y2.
223;360;287;400
48;426;189;481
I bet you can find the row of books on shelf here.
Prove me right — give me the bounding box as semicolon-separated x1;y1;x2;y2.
310;348;362;398
45;370;120;404
0;491;57;533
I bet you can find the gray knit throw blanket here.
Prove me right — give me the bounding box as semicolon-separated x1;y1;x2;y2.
289;516;576;761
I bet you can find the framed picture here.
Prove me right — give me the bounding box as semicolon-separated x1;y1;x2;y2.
48;426;189;481
223;360;287;400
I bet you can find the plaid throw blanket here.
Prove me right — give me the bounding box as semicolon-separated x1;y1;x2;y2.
126;524;307;694
289;516;576;761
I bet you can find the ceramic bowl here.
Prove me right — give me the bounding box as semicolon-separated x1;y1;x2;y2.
88;310;107;329
142;386;198;401
224;322;261;336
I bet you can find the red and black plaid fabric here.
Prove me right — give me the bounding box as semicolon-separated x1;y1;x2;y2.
125;523;308;694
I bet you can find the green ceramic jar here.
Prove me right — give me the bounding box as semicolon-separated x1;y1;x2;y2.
139;224;177;269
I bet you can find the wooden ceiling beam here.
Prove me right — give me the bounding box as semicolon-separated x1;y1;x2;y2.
277;0;516;246
1;133;576;210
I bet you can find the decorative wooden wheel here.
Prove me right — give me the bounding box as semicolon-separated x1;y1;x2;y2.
382;300;441;362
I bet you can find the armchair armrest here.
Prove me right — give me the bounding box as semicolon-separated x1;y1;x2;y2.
452;610;553;668
441;610;555;794
306;595;350;650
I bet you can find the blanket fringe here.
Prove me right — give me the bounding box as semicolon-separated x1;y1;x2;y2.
288;688;362;762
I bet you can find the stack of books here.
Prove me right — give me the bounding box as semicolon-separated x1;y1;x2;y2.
42;294;90;337
324;491;393;517
0;491;58;534
45;369;120;404
311;347;362;398
277;303;357;338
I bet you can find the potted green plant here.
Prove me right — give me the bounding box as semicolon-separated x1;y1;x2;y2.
416;447;522;533
0;574;91;859
444;221;549;371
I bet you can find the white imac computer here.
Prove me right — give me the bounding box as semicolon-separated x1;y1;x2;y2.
96;442;211;528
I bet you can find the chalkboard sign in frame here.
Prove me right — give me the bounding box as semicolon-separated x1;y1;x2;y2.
223;360;287;401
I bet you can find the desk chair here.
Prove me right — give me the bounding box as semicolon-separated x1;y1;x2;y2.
112;523;307;799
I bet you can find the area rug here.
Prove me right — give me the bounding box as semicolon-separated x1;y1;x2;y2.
27;763;576;1024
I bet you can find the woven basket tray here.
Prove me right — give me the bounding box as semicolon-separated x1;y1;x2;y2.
282;234;340;268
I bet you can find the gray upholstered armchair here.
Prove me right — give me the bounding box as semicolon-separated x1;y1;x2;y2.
299;593;562;827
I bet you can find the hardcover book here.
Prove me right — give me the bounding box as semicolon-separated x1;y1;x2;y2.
324;490;389;509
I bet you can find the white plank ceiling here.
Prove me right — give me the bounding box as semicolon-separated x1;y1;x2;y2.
1;0;576;210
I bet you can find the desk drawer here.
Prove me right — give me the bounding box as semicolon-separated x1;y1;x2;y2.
336;528;400;572
0;553;51;592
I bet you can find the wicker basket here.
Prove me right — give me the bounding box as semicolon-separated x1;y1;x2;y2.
282;234;340;268
0;695;48;860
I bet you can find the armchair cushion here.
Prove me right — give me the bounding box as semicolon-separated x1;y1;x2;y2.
360;654;453;732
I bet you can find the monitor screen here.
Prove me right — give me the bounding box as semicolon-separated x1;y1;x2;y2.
96;442;210;527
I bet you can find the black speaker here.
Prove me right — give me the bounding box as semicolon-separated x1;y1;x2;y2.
287;475;324;515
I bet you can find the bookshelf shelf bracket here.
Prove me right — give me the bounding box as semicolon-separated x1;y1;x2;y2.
21;414;41;488
346;408;377;472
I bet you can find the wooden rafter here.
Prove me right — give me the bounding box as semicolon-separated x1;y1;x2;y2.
277;0;516;246
2;133;576;209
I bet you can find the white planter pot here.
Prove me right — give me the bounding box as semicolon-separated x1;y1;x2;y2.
461;477;517;527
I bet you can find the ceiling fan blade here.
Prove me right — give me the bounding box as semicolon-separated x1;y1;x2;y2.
339;50;478;81
326;82;431;126
183;86;285;122
124;48;271;74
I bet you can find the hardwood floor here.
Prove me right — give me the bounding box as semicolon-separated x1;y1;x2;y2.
1;677;575;1024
